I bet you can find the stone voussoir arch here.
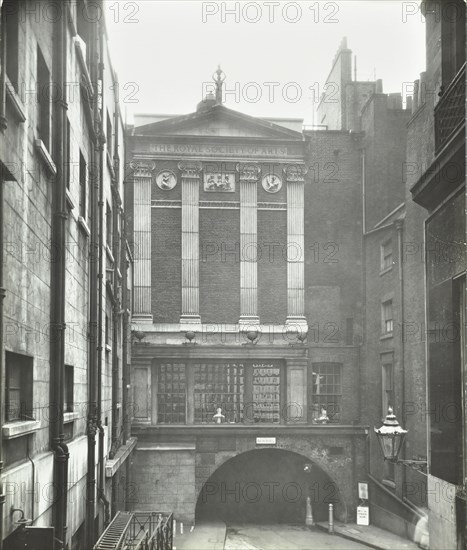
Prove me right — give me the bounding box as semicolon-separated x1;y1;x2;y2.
195;441;350;523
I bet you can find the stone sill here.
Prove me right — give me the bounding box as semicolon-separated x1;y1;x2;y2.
380;333;394;341
3;420;41;439
6;78;26;122
35;139;57;176
78;216;90;237
64;411;80;423
105;437;137;477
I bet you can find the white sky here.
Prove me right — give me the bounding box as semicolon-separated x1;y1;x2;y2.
104;0;426;124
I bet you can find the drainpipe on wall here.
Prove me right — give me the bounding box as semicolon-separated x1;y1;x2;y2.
360;145;366;427
110;113;122;461
96;17;111;528
120;113;131;449
121;218;130;447
395;219;407;497
111;174;122;462
86;7;100;547
50;9;69;549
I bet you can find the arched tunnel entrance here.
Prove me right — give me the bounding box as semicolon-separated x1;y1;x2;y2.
196;449;342;524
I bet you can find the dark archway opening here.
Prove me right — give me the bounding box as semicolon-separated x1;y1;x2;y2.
196;449;340;525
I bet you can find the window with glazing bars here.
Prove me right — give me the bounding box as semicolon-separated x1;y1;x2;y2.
157;363;186;423
381;239;393;271
194;362;244;423
309;363;342;422
382;300;393;335
252;363;281;423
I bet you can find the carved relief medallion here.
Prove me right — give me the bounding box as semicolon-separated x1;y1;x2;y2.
156;170;177;190
262;173;282;193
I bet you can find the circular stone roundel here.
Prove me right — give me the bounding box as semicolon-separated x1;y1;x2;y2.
156;170;177;190
262;173;282;193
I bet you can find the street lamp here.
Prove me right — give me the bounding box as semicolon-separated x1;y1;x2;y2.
374;407;427;470
374;407;407;462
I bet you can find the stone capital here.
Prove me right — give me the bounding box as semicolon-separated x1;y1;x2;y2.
178;161;202;179
283;163;308;183
236;162;261;183
130;159;156;178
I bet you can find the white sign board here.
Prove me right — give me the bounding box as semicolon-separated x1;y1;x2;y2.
356;505;370;526
256;437;276;445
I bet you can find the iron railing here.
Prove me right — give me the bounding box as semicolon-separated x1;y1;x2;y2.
93;511;173;550
434;62;465;153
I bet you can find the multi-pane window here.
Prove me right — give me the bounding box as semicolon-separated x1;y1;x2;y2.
37;46;51;149
151;360;284;425
308;363;342;423
252;363;280;423
382;300;394;335
79;151;86;219
157;363;186;423
194;362;244;423
5;352;33;422
64;364;74;413
381;239;393;271
381;355;394;416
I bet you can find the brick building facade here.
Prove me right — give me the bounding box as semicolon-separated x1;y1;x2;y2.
126;50;415;530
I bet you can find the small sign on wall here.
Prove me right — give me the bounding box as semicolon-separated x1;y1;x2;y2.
356;505;370;526
256;437;276;445
358;482;369;500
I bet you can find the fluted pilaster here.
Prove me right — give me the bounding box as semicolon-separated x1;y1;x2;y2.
132;159;155;323
179;161;202;325
237;163;261;325
285;164;307;329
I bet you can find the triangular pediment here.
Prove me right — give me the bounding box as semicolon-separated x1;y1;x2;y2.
135;105;303;140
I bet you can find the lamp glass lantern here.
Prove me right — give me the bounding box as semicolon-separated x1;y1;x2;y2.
374;407;408;462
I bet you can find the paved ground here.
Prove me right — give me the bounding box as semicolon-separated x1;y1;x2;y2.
174;521;226;550
224;524;371;549
174;522;419;550
316;521;420;550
